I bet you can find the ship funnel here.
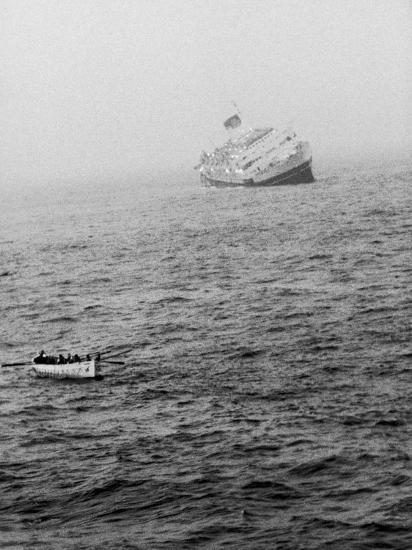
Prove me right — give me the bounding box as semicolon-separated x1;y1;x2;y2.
223;113;241;131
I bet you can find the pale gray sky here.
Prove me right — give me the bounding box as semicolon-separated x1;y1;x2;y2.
1;0;411;185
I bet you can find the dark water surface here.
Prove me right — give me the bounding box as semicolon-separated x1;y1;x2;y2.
1;160;411;549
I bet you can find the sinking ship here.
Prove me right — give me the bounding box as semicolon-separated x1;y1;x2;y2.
196;111;314;187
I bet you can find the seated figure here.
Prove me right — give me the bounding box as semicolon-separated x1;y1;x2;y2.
33;350;46;364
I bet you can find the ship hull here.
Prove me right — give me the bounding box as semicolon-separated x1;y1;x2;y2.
201;159;314;188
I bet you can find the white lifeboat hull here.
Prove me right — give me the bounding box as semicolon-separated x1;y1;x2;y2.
31;359;98;379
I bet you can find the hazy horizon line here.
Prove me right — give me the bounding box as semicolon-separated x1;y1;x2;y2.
1;146;411;191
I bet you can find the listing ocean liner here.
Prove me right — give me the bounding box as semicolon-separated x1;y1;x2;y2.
196;112;314;187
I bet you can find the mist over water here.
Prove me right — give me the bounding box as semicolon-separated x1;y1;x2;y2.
1;0;411;186
1;159;411;549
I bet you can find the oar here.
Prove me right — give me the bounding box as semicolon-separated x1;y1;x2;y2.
100;348;133;360
79;351;106;361
85;349;118;359
100;360;125;365
80;348;132;363
1;362;28;367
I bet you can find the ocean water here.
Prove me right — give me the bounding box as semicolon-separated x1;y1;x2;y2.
1;159;411;549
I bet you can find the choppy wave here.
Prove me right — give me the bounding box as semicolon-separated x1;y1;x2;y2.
0;161;411;549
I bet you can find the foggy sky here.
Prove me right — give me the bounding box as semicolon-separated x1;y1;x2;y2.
1;0;411;185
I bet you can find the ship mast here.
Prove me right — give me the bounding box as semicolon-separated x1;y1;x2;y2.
232;101;241;117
